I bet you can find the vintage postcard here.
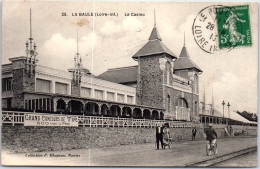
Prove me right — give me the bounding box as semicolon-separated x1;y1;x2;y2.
1;1;258;167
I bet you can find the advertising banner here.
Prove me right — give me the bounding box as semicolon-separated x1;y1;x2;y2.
24;113;78;127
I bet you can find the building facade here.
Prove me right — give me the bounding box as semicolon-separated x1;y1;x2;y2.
2;12;203;122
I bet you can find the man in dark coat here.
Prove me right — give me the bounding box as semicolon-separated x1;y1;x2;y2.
205;124;218;142
156;124;164;150
192;127;197;141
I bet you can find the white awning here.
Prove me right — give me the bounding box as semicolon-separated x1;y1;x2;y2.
229;111;257;124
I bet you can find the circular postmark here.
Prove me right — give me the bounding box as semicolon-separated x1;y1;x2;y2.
192;5;244;54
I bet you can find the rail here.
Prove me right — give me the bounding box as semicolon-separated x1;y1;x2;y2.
186;146;257;167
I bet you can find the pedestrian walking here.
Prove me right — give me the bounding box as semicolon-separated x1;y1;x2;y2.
192;127;197;141
156;124;164;150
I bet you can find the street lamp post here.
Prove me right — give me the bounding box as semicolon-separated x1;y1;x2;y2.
227;102;231;124
222;100;225;123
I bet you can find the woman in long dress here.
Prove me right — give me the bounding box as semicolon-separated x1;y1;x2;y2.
163;123;171;148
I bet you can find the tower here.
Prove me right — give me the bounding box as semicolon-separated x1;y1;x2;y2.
10;9;38;109
132;11;177;108
200;86;206;115
25;8;38;76
203;86;206;109
71;29;82;97
174;33;203;118
211;88;215;116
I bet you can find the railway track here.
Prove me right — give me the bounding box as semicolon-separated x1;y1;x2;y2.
186;146;257;167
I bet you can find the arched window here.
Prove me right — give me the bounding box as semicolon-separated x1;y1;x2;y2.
195;101;197;115
167;71;170;85
194;74;198;94
167;95;171;112
176;98;188;108
166;61;171;85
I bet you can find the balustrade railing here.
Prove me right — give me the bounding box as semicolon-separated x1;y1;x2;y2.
204;123;257;129
2;111;24;126
2;111;202;128
175;106;190;121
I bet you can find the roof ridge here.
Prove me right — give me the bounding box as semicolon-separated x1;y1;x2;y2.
107;65;138;71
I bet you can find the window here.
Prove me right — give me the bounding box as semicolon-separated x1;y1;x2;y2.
55;82;68;94
2;78;12;91
107;92;115;101
166;62;171;85
36;79;51;93
95;89;104;100
167;71;170;85
127;95;134;104
195;101;197;115
194;74;199;94
177;98;188;108
167;95;171;112
81;87;91;98
117;94;124;102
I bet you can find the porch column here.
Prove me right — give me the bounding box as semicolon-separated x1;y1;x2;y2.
107;104;111;116
118;106;123;117
48;98;51;111
45;98;48;111
98;103;102;115
160;111;164;120
64;99;70;113
41;99;44;111
53;98;58;112
81;101;88;114
130;107;134;117
141;108;144;118
30;100;33;110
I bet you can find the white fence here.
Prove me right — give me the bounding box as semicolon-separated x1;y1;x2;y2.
2;111;202;128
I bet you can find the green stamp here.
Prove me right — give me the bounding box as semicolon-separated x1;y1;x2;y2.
216;5;252;49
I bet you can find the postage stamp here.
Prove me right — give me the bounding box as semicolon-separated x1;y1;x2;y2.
215;5;252;49
192;4;252;54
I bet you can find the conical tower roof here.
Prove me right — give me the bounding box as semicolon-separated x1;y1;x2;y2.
174;43;202;72
149;27;162;41
179;46;190;58
132;12;176;60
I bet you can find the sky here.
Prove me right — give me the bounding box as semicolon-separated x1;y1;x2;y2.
2;1;258;115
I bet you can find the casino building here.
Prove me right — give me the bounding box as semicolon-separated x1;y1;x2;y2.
2;11;203;122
